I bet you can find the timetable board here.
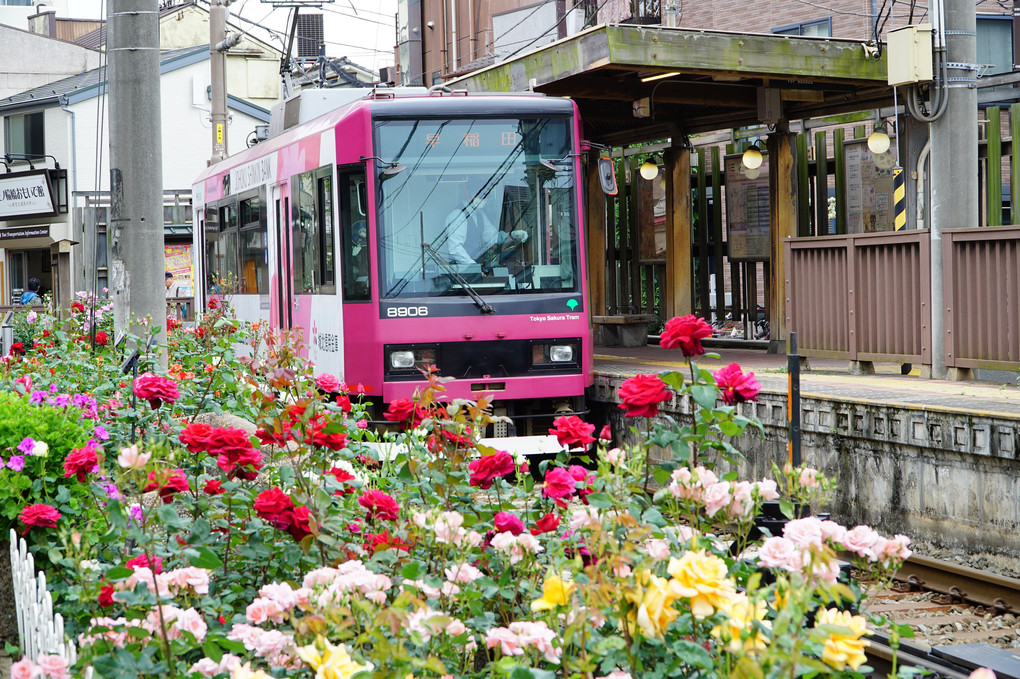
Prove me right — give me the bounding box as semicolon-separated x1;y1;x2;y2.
724;154;771;261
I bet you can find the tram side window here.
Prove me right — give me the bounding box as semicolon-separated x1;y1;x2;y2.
338;169;369;301
292;167;336;294
204;203;238;293
239;190;268;294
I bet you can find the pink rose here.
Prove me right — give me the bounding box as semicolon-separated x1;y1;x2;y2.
820;520;847;543
35;654;68;679
485;627;523;656
701;481;731;517
970;669;997;679
245;597;285;625
783;516;824;547
189;658;221;678
755;478;779;501
757;536;798;570
315;373;341;392
10;658;36;679
841;525;881;560
174;608;208;641
445;563;483;583
799;467;821;488
446;618;467;636
493;512;524;535
642;539;671;561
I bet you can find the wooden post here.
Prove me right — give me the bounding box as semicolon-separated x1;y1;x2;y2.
987;106;1002;227
586;151;607;317
665;145;692;319
768;129;797;353
711;147;724;320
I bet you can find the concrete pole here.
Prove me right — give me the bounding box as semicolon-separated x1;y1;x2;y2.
108;0;167;363
210;0;229;164
928;0;977;379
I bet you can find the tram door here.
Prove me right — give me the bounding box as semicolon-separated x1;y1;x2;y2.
271;185;291;330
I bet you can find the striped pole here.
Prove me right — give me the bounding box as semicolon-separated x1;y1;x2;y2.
893;166;906;230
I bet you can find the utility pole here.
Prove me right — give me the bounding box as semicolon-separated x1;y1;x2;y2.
210;0;239;164
108;0;167;364
928;0;977;380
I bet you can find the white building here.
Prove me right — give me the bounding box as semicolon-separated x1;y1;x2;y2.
0;45;271;306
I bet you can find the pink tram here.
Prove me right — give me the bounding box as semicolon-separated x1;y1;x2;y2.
192;88;593;433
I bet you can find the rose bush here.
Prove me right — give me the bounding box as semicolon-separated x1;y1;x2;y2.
0;311;958;679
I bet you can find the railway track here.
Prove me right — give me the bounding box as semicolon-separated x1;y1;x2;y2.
863;555;1020;678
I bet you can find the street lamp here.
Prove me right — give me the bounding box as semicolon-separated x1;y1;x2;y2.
741;142;763;170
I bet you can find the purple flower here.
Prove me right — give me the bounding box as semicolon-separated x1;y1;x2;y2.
93;426;109;441
29;390;46;404
128;504;145;524
17;437;35;455
48;385;58;394
47;394;71;408
102;483;121;500
7;456;24;472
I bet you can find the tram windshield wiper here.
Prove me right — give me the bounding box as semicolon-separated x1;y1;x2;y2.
422;243;495;314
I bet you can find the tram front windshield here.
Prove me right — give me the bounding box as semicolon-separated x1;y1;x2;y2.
374;117;579;299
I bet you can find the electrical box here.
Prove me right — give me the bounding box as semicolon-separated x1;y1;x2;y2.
887;23;933;86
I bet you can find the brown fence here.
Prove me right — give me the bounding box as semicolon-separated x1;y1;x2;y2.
786;230;931;365
943;225;1020;370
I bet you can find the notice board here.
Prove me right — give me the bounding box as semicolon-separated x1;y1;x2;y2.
844;138;897;233
724;154;770;261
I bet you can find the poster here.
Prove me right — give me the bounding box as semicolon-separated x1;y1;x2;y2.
164;244;194;296
844;138;896;233
724;154;770;261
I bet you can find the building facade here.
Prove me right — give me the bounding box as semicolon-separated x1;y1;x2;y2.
0;46;270;307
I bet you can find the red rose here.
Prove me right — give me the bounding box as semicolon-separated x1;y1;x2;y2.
256;423;292;446
98;584;116;608
179;422;216;454
468;451;515;489
286;505;314;542
71;301;85;313
383;397;425;428
208;298;220;310
63;442;98;483
364;529;412;554
531;512;560;536
358;489;400;521
335;394;352;413
617;374;672;418
218;447;262;481
549;415;595;450
599;425;612;441
167;316;182;332
206;427;254;458
126;553;163;574
142;469;189;503
542;468;575;499
326;467;356;495
9;342;24;355
305;419;348;451
568;465;595;502
254;487;294;529
203;479;225;495
659;314;713;357
493;511;524;535
19;504;61;533
542;467;575;501
94;330;109;346
132;372;180;409
714;363;761;406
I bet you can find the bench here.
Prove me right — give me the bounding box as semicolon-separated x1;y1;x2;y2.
592;314;657;347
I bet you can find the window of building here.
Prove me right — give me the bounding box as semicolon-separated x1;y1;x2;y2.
239;189;268;294
0;1;34;6
772;18;832;37
3;111;44;159
338;167;369;301
291;166;336;294
977;15;1012;76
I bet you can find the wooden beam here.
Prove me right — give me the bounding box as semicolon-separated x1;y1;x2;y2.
665;145;692;319
768;131;797;351
586;151;607;317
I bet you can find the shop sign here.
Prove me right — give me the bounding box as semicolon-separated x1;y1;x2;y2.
0;224;50;240
0;170;56;219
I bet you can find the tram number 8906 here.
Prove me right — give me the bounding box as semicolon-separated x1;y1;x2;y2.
386;306;430;318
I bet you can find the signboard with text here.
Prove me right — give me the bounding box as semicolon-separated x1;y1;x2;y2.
0;170;57;219
724;154;771;261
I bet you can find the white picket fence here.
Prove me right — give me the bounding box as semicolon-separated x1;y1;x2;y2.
8;529;78;665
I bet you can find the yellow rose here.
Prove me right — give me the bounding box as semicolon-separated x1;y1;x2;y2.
814;608;870;671
231;663;271;679
531;574;576;611
711;593;770;653
625;570;680;638
666;550;737;618
297;637;374;679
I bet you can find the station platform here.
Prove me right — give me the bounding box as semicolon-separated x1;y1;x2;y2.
594;342;1020;421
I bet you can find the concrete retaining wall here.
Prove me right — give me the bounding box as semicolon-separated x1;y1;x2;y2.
591;373;1020;557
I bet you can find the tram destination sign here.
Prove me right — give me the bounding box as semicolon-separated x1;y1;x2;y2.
0;170;57;219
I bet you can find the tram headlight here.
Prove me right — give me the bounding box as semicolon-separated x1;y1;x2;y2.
390;350;416;369
388;347;438;371
532;342;576;365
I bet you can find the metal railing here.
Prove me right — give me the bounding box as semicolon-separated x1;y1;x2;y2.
943;225;1020;369
785;230;932;365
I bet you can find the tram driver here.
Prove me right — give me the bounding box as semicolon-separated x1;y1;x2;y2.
444;184;528;271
